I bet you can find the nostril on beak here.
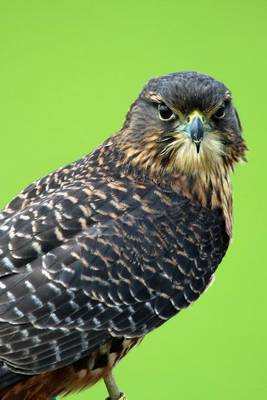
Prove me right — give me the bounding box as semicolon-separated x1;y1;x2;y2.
189;117;204;143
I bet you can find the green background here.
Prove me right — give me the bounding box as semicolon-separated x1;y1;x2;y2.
0;1;266;399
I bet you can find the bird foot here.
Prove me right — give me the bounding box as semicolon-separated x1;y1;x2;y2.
106;393;127;400
104;371;125;400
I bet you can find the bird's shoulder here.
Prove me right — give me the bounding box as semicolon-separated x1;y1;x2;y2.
0;147;230;375
0;139;229;280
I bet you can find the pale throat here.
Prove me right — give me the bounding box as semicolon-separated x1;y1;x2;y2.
169;156;233;238
116;130;233;237
158;135;233;237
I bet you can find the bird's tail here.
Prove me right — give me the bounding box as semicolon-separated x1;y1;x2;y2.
0;363;57;399
0;363;26;390
0;364;29;399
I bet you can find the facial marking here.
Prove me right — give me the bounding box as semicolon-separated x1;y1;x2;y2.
120;71;246;177
161;129;225;174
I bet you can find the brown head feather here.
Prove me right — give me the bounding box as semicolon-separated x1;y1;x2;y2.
115;72;247;236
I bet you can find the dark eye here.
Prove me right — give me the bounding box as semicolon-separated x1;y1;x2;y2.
214;104;226;119
158;103;176;121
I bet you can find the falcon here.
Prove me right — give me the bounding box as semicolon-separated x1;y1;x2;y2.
0;71;246;400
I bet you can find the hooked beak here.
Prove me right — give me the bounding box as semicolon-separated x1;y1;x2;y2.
185;111;205;154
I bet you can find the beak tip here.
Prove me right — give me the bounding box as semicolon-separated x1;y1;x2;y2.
189;116;204;143
195;141;201;154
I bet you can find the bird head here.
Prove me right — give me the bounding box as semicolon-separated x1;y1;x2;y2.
119;72;247;177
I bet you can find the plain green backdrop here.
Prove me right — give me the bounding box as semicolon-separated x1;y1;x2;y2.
0;1;266;399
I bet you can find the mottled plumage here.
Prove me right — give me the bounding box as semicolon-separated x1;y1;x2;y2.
0;71;246;399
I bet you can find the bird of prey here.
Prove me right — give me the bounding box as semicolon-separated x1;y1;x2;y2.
0;71;246;400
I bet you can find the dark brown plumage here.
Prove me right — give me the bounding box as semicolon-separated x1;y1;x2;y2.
0;71;246;399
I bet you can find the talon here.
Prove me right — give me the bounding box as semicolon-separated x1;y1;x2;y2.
106;394;126;400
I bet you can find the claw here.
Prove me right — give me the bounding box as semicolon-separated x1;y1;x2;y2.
106;393;127;400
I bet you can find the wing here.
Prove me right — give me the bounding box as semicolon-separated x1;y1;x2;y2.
0;152;99;224
0;171;228;375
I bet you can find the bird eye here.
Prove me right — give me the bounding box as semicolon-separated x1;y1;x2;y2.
158;103;176;121
214;104;226;119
